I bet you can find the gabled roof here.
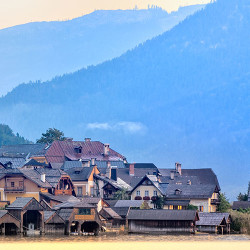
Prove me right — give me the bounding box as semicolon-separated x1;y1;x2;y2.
23;158;47;167
0;157;26;168
232;201;250;210
130;175;167;195
65;166;94;181
0;168;51;188
44;211;65;224
127;209;198;221
40;192;79;203
100;207;122;220
159;168;220;190
54;201;96;210
112;207;130;218
62;161;83;171
0;144;48;158
0;210;8;218
103;199;118;207
57;208;74;221
114;200;144;208
35;168;70;188
46;140;126;163
6;197;43;210
165;184;217;199
196;212;227;226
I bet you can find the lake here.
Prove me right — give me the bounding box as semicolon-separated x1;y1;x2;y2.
0;234;250;250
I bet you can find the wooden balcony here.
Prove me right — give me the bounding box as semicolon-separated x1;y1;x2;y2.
4;186;25;192
211;199;220;205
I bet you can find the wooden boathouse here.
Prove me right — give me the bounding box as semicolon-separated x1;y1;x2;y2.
6;197;45;235
196;212;231;234
127;209;199;234
0;210;21;235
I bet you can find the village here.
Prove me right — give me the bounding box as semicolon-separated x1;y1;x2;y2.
0;138;249;236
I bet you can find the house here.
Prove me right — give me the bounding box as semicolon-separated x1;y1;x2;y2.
6;197;45;235
0;210;21;235
127;209;199;234
45;138;126;164
130;175;168;208
54;200;102;235
64;164;100;197
0;168;51;203
196;212;231;234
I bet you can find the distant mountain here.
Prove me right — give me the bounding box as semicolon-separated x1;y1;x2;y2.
0;5;205;96
0;124;32;146
0;0;249;199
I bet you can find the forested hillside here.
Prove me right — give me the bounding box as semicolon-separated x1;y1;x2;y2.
0;5;204;96
0;124;32;146
0;0;249;198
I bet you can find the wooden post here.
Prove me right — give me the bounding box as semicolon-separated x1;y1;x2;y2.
2;223;5;235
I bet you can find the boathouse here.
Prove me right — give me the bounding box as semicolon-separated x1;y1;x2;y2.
0;210;21;235
196;212;231;234
127;209;199;234
44;211;65;235
6;197;45;235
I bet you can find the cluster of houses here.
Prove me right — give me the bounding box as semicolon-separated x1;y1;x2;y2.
0;138;233;236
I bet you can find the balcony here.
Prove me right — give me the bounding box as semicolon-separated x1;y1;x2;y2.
4;186;25;192
211;199;220;205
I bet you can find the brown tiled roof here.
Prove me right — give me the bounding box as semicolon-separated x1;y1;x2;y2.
46;140;126;163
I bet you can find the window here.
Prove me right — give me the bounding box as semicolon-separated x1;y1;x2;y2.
11;182;15;187
19;181;23;187
199;206;204;212
178;205;182;210
153;190;157;196
77;187;82;196
136;190;140;196
78;209;91;215
169;205;173;210
145;190;149;196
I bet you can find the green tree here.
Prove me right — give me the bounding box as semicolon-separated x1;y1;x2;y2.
217;193;231;212
187;204;198;210
36;128;66;144
152;195;165;209
237;192;248;201
113;188;130;200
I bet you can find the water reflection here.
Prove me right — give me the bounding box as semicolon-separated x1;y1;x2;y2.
0;233;249;243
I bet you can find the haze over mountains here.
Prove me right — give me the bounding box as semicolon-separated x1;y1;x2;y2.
0;0;249;199
0;5;204;96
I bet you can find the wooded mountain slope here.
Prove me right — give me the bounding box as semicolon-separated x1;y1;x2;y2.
0;0;249;198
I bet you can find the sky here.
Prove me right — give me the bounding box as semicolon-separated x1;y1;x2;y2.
0;0;211;29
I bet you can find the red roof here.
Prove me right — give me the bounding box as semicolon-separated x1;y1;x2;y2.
46;140;126;163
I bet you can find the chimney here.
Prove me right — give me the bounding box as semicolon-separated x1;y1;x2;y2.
104;144;110;156
91;158;96;166
175;162;182;175
129;164;135;176
41;174;46;183
85;138;91;142
111;167;117;181
87;160;91;167
106;162;111;178
170;171;175;180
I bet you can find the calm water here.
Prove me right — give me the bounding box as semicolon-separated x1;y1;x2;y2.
0;233;249;242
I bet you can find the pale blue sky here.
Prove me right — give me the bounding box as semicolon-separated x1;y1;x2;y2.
0;0;211;29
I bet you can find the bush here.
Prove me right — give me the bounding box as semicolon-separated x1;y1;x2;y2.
230;210;250;234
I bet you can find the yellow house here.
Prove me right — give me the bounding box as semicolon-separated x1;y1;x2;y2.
0;168;51;204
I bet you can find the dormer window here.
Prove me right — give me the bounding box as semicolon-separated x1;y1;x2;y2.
74;146;82;154
175;189;182;195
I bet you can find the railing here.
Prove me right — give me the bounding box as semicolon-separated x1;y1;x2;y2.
211;199;220;205
4;186;25;192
